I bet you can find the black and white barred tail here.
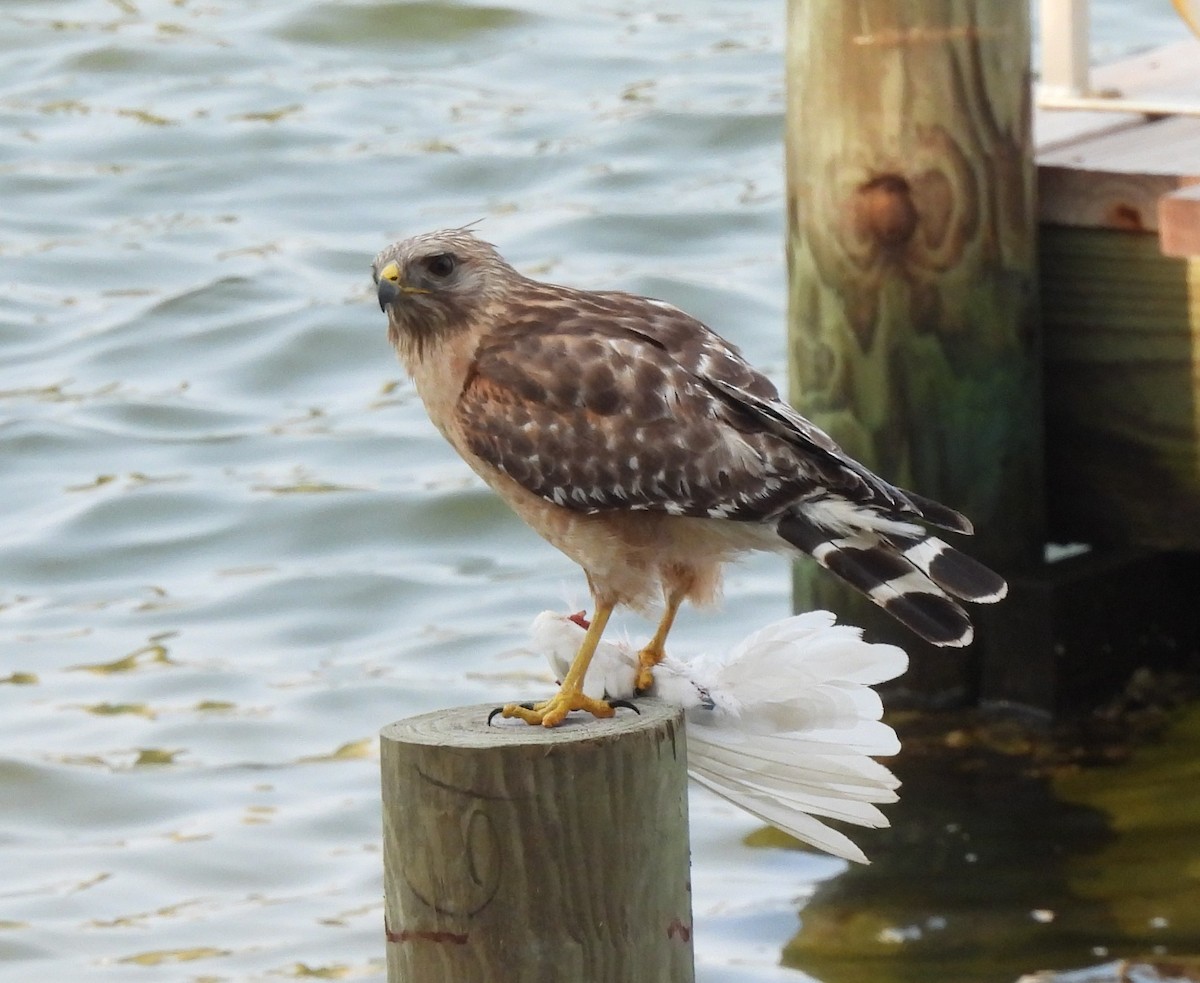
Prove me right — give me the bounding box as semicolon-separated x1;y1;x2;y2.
777;495;1008;648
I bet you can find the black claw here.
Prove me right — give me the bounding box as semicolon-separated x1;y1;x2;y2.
489;700;637;725
487;702;539;726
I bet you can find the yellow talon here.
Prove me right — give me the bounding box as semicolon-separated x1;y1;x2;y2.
634;647;661;694
634;588;684;692
495;599;618;727
501;690;617;728
496;590;686;725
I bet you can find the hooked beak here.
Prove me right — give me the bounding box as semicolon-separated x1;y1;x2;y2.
376;261;401;312
375;260;430;312
377;279;399;312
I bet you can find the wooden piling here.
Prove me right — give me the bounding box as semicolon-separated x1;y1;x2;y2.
784;0;1042;704
380;701;694;983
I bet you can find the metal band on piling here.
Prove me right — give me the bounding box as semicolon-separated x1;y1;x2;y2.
381;700;695;983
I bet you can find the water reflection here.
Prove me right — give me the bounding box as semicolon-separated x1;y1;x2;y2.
783;705;1200;983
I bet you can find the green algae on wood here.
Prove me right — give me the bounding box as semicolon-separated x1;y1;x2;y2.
784;0;1042;700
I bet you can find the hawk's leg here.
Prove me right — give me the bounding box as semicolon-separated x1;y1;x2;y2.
634;589;685;693
501;600;619;727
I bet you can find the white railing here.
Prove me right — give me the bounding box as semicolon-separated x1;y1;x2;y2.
1037;0;1200;115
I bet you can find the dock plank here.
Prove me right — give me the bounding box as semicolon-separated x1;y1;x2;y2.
1035;39;1200;243
1160;184;1200;257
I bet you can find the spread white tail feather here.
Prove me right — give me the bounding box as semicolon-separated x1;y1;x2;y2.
529;610;907;864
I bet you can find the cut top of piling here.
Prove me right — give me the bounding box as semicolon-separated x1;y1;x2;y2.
381;700;680;750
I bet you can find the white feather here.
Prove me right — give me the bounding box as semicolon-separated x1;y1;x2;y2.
530;610;639;701
529;610;907;864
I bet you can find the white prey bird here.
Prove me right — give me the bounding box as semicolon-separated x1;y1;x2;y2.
531;610;907;864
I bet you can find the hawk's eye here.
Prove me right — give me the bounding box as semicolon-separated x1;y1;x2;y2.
424;253;456;278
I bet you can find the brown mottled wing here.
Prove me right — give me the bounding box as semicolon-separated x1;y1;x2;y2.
455;289;885;520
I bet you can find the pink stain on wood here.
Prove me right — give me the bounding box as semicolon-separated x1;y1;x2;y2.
385;920;469;946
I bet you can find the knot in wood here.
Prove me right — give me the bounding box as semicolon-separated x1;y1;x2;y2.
854;174;918;249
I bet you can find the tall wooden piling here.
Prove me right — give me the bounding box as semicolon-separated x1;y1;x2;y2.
785;0;1042;703
380;701;694;983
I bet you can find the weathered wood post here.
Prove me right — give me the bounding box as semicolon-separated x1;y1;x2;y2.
785;0;1042;704
381;701;694;983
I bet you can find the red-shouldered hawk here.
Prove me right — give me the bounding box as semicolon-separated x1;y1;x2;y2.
372;228;1006;727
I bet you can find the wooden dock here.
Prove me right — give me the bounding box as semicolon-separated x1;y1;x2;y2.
1035;40;1200;551
785;5;1200;714
980;38;1200;715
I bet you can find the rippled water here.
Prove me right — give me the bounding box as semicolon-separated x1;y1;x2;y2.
1;1;1194;981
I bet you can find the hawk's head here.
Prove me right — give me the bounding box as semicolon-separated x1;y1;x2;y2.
372;228;513;357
